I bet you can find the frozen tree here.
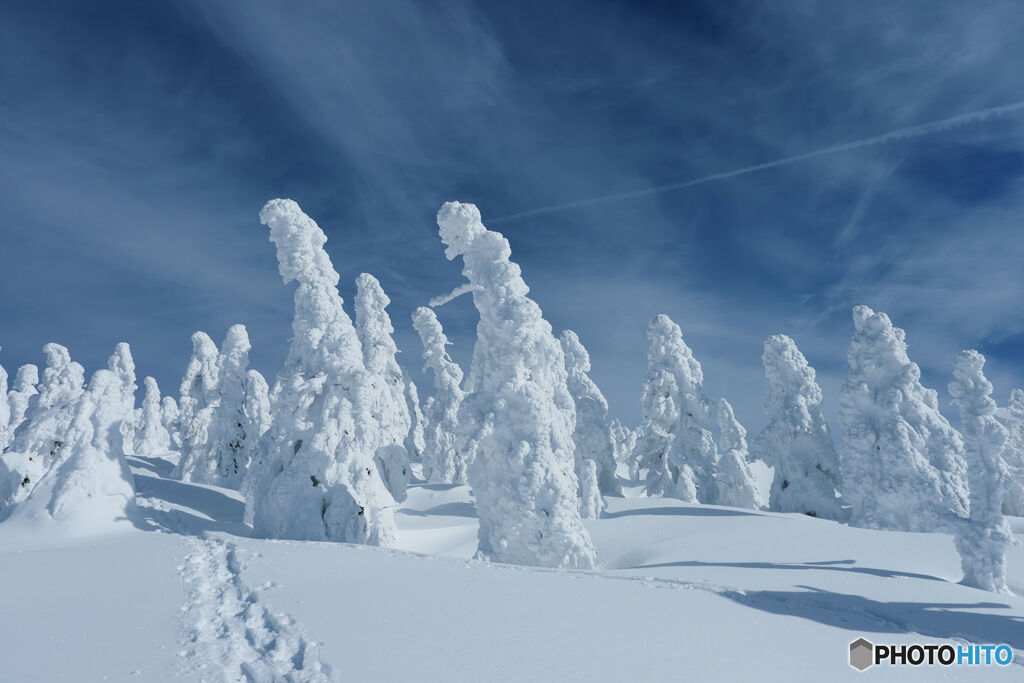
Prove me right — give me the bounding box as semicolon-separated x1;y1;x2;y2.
560;330;621;501
3;368;136;528
106;342;137;455
7;364;39;436
245;199;398;545
412;306;470;484
161;396;180;448
134;377;171;456
172;332;221;482
633;365;690;498
610;419;637;475
578;460;603;519
839;306;968;532
949;350;1013;593
714;398;761;509
437;201;596;569
244;369;272;442
751;335;842;519
0;344;86;513
998;389;1024;517
355;273;411;501
404;374;426;462
0;362;9;452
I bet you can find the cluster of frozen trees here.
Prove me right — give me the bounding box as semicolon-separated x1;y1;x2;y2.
2;198;1021;593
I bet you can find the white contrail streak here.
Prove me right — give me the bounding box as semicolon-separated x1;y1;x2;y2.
490;99;1024;223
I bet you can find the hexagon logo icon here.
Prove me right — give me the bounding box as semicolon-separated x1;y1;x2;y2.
849;638;874;671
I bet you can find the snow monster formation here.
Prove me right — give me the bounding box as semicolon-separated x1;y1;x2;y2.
436;200;597;569
245;199;399;546
839;306;968;532
949;350;1013;594
751;334;842;519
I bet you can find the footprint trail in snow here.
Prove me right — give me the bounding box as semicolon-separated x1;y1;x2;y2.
179;537;333;682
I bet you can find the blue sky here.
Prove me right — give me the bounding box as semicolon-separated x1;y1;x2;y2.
2;0;1024;431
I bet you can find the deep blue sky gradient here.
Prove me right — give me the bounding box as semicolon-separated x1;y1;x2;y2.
2;0;1024;430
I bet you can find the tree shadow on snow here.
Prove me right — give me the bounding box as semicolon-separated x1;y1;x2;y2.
129;455;176;478
604;506;760;519
719;584;1024;651
398;502;477;518
632;559;944;582
133;472;250;537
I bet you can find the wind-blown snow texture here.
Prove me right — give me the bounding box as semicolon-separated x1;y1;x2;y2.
1000;389;1024;517
949;350;1013;594
752;334;842;519
437;201;596;569
245;199;398;546
839;306;969;532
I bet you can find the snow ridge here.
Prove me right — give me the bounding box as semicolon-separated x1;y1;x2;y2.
179;537;333;683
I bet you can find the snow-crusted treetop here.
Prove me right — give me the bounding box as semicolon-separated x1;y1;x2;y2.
437;201;488;261
560;330;609;415
949;350;999;419
106;342;136;416
219;324;252;399
412;307;463;388
13;364;39;394
354;273;399;376
260;198;338;288
762;334;822;417
716;398;747;455
1007;389;1024;418
37;343;86;411
180;332;220;402
647;314;703;394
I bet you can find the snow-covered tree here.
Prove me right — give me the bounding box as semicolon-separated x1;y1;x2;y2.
173;332;221;482
245;199;398;545
634;364;689;498
751;334;842;519
998;389;1024;517
7;364;39;436
3;368;136;529
354;273;411;502
412;306;470;484
0;344;86;513
404;374;426;462
949;350;1013;593
161;396;180;448
838;305;969;532
437;201;596;569
244;369;272;443
560;330;621;505
134;377;171;456
714;398;761;509
106;342;137;455
0;362;9;452
610;419;637;476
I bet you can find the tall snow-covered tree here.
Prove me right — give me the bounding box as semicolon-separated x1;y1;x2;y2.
0;344;86;513
354;273;411;502
161;395;180;448
7;364;39;436
173;332;221;482
714;398;761;509
633;363;689;498
244;369;272;443
839;305;968;532
998;389;1024;516
412;306;470;484
404;374;426;462
610;419;637;477
0;362;10;452
949;350;1013;593
245;199;398;545
751;334;842;519
436;201;596;569
106;342;137;455
3;368;137;529
134;377;171;456
560;330;621;507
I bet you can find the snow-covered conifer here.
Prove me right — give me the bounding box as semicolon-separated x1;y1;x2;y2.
0;344;86;513
4;368;136;528
354;273;410;501
404;375;426;462
134;377;171;456
714;398;760;509
161;396;180;448
578;460;603;519
839;306;968;531
172;332;220;482
412;306;470;484
436;201;596;569
949;350;1012;593
7;364;39;436
751;335;841;519
560;330;621;499
998;389;1024;516
610;419;637;474
245;199;398;545
633;366;688;497
106;342;137;455
244;369;272;442
0;362;10;451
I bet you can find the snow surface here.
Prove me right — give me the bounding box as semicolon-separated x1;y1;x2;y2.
3;451;1024;681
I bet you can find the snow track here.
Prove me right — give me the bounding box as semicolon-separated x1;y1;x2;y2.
179;537;333;682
